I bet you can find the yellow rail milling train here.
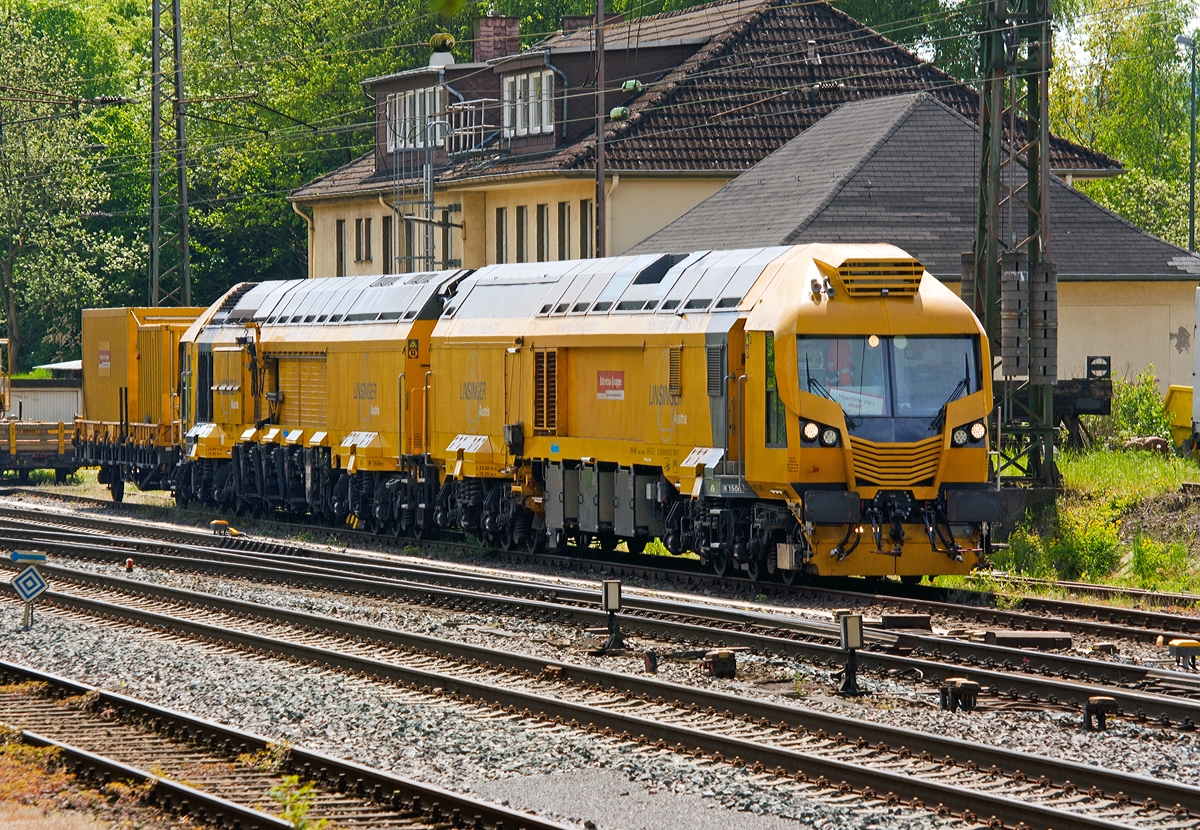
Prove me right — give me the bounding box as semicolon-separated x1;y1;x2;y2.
154;242;1000;581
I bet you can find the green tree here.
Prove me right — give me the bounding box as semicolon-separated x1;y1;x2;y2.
0;12;137;369
1051;0;1191;244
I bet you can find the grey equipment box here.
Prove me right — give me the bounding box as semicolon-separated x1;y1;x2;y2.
615;466;665;537
545;461;581;530
579;460;615;534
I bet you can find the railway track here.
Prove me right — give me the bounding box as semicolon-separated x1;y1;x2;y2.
6;516;1200;728
0;661;569;830
10;573;1200;830
2;497;1200;650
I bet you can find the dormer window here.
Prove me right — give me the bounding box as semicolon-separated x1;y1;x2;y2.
386;85;445;151
503;70;554;138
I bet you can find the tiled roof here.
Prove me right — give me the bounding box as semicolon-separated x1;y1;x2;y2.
538;0;768;52
448;0;1118;180
291;0;1121;202
631;93;1200;281
291;153;382;202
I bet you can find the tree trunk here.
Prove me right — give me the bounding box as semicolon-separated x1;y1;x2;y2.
0;256;17;372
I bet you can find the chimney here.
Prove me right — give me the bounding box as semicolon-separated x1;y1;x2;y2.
474;15;520;63
562;15;593;33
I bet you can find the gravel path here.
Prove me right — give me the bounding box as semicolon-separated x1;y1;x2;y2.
38;557;1200;790
0;598;964;830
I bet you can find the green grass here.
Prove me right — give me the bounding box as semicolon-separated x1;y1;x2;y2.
1058;449;1198;509
985;448;1200;594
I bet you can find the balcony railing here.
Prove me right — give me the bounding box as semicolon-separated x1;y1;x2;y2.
447;99;499;156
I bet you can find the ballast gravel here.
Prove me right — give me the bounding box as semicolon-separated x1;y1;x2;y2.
0;600;965;830
39;557;1200;790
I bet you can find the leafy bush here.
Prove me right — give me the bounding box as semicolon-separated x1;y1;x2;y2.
1085;366;1174;446
997;503;1121;581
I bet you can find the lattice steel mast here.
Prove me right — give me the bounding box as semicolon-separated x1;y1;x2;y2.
966;0;1058;484
150;0;191;306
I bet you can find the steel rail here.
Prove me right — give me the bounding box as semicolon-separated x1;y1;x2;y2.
4;499;1200;646
7;521;1200;699
20;586;1160;830
8;538;1200;727
16;730;292;830
0;660;570;830
12;524;1200;704
29;562;1200;818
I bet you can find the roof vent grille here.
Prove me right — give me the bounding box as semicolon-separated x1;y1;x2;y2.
835;259;923;297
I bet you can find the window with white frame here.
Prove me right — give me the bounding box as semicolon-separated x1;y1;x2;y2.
502;70;554;138
386;85;445;151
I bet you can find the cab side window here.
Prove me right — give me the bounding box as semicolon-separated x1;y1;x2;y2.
765;333;787;447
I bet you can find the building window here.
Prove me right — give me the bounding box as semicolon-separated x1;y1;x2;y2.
495;207;508;263
536;204;549;262
765;333;787;447
516;205;528;263
387;86;444;150
382;215;393;274
557;201;570;260
355;217;372;262
579;199;593;258
336;219;346;276
502;70;554;138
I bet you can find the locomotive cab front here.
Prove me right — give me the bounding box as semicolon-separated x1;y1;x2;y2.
745;247;1000;579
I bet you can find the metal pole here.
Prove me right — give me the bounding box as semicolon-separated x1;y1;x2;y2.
594;0;606;258
150;0;162;306
171;0;191;305
1191;40;1196;252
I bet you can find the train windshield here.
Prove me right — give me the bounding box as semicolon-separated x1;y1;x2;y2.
797;335;981;441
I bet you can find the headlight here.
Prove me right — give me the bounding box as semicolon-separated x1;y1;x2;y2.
820;427;840;447
951;421;987;446
802;421;821;443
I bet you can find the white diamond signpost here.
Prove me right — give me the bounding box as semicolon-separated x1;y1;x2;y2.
10;551;48;629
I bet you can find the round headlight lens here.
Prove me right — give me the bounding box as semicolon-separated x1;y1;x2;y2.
969;421;987;442
802;421;820;442
952;427;969;447
820;427;839;447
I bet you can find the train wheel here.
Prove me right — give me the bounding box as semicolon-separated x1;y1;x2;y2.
17;469;29;484
54;469;68;485
710;551;731;577
746;557;764;582
597;532;618;554
625;537;647;555
900;575;924;586
110;476;125;504
780;568;800;586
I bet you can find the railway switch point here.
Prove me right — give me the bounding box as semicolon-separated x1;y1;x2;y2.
939;678;980;712
881;614;932;630
1084;696;1118;731
703;650;736;678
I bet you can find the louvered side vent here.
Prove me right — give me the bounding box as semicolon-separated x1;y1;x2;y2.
669;345;682;397
534;349;558;435
838;260;924;297
706;344;725;397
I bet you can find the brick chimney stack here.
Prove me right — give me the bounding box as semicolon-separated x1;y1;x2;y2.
473;15;520;62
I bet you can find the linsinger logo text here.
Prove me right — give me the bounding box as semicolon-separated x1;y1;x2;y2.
460;381;487;400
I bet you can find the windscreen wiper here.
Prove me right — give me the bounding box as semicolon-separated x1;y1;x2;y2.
929;353;971;432
806;354;859;429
